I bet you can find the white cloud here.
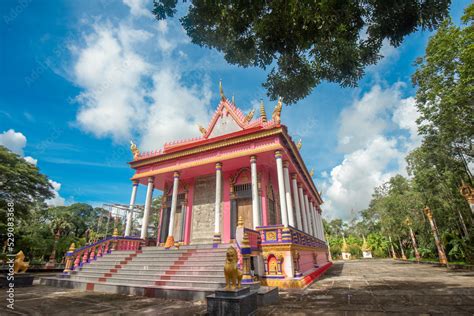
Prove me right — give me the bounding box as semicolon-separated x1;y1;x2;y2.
322;83;420;220
0;129;27;155
24;156;38;165
70;13;212;150
338;83;405;153
123;0;153;18
46;180;66;206
72;24;150;142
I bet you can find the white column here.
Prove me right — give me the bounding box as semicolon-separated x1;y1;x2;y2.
298;186;308;233
250;156;260;229
125;180;138;237
214;163;222;241
319;210;325;241
304;194;313;236
167;172;180;238
311;203;319;239
291;174;302;230
275;151;288;227
140;177;154;239
283;161;295;227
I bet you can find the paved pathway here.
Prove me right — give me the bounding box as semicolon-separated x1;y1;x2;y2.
260;259;474;315
1;260;473;315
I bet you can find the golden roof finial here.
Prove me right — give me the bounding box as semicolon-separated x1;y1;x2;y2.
219;80;225;100
309;168;314;177
198;125;207;136
130;140;140;159
272;97;282;124
260;99;267;123
232;95;235;104
244;109;255;123
296;139;302;150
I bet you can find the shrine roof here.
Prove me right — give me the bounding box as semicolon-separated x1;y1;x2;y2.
131;92;282;162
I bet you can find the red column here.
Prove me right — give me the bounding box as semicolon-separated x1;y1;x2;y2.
184;179;194;245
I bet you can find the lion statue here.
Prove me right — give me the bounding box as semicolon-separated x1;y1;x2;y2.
224;246;242;290
14;251;29;274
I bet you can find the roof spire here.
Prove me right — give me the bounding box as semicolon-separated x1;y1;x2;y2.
219;80;225;100
260;99;267;122
272;97;282;124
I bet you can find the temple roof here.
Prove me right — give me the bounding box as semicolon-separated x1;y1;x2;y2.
134;89;282;161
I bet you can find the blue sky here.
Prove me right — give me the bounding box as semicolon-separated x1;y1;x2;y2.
0;0;470;220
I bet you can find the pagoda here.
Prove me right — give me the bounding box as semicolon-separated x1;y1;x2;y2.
124;83;331;288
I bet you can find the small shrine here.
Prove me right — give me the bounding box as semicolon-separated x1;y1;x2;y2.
362;236;372;258
341;236;351;260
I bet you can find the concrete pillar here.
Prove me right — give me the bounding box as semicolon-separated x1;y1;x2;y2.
291;174;302;230
165;172;180;247
214;163;222;243
275;151;288;227
298;186;308;233
125;180;138;237
140;177;154;239
250;156;260;229
283;161;295;227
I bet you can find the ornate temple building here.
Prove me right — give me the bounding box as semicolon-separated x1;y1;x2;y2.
124;83;331;288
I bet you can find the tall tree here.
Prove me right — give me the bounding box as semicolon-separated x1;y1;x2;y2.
154;0;450;104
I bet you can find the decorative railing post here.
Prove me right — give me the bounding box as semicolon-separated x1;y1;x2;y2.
97;243;103;257
82;248;89;265
63;243;75;273
74;252;82;270
89;246;97;261
241;232;253;283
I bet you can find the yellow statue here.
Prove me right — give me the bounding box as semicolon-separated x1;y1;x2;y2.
224;246;242;290
309;168;314;177
272;97;282;124
14;251;29;274
130;140;140;159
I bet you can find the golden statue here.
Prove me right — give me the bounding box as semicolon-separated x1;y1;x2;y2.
14;251;29;274
130;140;140;159
272;97;282;124
219;80;226;100
224;246;242;290
244;109;255;123
309;168;314;177
296;139;302;150
260;100;267;122
198;125;207;136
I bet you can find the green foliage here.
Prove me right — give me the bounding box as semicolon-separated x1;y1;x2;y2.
0;145;54;219
153;0;450;104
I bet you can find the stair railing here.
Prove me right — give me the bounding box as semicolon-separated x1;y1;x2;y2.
63;236;142;274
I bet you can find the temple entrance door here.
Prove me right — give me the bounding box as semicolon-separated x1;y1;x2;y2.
237;198;253;229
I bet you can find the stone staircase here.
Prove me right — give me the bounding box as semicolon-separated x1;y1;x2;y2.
41;244;230;300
